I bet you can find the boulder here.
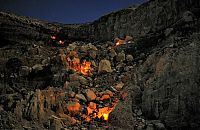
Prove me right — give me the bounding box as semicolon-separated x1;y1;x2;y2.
88;102;97;109
32;64;43;72
67;43;77;51
100;94;110;100
85;89;96;101
110;88;135;129
98;59;112;73
75;94;87;102
105;90;114;97
115;82;124;91
126;54;134;62
66;101;81;115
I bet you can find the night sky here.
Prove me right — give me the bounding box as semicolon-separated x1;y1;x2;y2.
0;0;146;24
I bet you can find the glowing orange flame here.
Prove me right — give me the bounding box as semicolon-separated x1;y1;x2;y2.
115;39;126;46
103;113;109;120
85;99;119;122
80;61;92;76
97;107;111;121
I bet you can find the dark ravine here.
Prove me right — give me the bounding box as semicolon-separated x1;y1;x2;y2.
0;0;200;130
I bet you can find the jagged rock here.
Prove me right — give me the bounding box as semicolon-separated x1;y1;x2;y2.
32;64;43;72
75;94;87;102
91;60;97;67
84;89;96;101
59;50;67;66
88;102;96;109
104;90;114;97
0;0;200;129
109;48;117;59
24;88;65;122
115;82;124;91
100;94;110;100
110;87;135;129
80;43;97;52
88;43;98;51
67;43;77;51
98;59;112;73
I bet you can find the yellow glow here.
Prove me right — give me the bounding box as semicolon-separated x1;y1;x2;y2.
103;113;109;120
116;42;120;46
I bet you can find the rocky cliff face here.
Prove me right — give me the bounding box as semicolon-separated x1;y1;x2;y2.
138;22;200;129
0;0;200;130
61;0;200;41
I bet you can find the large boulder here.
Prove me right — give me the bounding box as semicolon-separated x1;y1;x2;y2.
138;38;200;129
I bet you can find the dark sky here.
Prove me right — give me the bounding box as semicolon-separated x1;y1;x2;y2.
0;0;146;24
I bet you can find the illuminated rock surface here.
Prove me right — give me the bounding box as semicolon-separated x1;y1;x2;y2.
0;0;200;129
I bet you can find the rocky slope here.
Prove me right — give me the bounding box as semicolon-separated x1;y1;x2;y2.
0;0;200;130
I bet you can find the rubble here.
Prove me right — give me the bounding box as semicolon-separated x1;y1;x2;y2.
1;0;200;129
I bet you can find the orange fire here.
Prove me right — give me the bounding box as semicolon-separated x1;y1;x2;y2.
97;107;112;121
85;99;119;122
66;53;93;76
115;39;126;46
80;61;92;76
